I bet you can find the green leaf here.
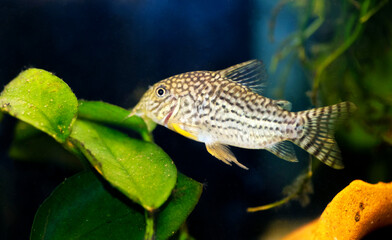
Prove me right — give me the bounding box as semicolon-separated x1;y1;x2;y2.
0;68;78;143
155;174;203;239
78;100;155;142
69;119;177;210
31;171;145;240
31;171;203;240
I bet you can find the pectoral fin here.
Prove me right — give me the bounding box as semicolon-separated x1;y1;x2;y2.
266;141;298;162
206;143;248;170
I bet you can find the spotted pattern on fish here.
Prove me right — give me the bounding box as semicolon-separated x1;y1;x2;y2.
130;60;356;170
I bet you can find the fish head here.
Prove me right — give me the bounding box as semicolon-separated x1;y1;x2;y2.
129;79;179;126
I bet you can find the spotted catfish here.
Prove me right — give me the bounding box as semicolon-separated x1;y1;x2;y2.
129;60;356;169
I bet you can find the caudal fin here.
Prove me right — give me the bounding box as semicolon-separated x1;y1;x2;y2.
293;102;356;169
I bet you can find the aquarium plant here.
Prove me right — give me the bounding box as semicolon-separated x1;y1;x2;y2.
0;69;202;239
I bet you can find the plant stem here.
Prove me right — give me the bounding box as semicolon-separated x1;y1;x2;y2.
141;131;154;143
360;0;389;23
311;0;389;104
247;195;294;212
144;210;156;240
311;19;363;105
247;158;313;212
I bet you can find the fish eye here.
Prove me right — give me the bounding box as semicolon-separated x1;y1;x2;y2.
155;86;166;97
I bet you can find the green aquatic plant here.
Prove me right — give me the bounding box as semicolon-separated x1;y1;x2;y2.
0;69;202;240
281;0;391;156
251;0;392;211
270;0;390;101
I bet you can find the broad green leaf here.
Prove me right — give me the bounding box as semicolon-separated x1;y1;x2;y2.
77;100;155;141
0;68;78;143
31;171;203;240
155;174;203;239
31;171;145;240
69;119;177;210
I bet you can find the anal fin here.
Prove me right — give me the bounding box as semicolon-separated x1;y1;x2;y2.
206;143;248;170
266;141;298;162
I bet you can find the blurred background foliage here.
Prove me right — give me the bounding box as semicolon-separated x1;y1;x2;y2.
1;0;392;239
270;0;392;184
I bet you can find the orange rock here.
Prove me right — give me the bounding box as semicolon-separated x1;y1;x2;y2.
283;180;392;240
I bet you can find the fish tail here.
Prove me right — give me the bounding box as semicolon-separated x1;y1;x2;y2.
293;102;356;169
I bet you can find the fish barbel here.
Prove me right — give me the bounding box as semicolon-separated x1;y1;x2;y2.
129;60;356;169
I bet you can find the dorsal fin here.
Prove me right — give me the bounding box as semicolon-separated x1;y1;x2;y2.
219;60;267;94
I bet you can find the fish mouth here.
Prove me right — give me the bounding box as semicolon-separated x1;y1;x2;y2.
163;98;180;127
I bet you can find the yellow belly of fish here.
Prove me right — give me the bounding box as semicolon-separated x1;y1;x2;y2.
170;123;198;141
